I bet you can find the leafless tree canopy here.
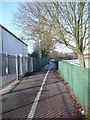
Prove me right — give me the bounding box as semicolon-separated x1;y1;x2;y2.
13;2;89;67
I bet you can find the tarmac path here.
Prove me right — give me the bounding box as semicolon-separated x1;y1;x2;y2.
2;70;83;119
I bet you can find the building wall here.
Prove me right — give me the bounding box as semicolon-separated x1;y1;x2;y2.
0;25;28;87
0;26;2;54
2;28;28;56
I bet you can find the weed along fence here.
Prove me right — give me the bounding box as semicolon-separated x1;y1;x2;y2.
58;61;90;115
0;53;48;87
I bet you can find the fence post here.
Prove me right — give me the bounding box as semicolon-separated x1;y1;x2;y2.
15;54;18;80
20;54;23;77
26;57;28;73
6;53;9;75
31;57;33;72
28;56;30;73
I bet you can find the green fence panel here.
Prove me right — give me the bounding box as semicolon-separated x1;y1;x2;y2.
88;69;90;114
58;61;90;115
33;57;48;72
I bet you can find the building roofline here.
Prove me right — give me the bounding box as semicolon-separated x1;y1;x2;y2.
0;24;28;46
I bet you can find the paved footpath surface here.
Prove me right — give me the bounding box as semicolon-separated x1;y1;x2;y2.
1;70;83;119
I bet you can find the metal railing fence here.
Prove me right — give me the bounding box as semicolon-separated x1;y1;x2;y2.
0;53;48;87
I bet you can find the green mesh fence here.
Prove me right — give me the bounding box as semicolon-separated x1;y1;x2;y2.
58;61;90;115
33;57;48;71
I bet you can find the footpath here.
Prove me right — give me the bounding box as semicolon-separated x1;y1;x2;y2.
1;70;85;119
31;70;84;119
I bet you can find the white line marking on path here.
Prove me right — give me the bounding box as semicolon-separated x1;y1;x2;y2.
27;70;50;120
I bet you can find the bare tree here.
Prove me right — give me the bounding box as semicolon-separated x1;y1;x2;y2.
14;2;89;67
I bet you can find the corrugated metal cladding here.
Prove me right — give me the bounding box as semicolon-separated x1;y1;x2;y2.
0;24;28;57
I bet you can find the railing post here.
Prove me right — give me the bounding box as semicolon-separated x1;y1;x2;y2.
20;54;23;77
30;57;33;72
25;57;28;73
6;53;9;75
15;54;18;80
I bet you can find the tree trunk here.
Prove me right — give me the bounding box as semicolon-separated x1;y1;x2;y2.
78;53;85;67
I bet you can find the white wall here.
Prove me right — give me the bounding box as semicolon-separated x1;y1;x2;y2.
2;28;28;56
